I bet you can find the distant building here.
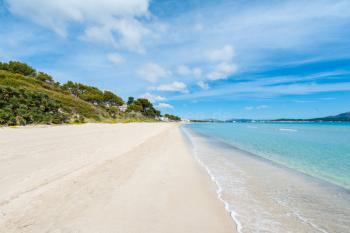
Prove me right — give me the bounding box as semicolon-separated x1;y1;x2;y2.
118;104;128;112
159;116;169;122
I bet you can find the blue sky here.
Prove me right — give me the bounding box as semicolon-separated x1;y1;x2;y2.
1;0;350;119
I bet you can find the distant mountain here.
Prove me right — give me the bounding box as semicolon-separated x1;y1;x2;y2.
190;118;224;123
222;111;350;123
273;111;350;122
310;111;350;122
191;112;350;123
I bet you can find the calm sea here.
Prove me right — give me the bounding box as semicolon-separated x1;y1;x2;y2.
183;122;350;233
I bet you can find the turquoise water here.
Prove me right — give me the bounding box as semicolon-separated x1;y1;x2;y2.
186;122;350;190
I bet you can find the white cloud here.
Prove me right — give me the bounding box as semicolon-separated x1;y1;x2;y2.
152;81;187;93
197;81;209;90
245;105;268;110
137;62;169;82
6;0;151;51
177;65;202;78
140;92;166;103
177;65;191;76
203;45;237;81
207;62;238;80
256;105;268;109
320;97;336;100
157;103;173;108
193;68;202;78
206;45;234;62
83;18;149;52
174;71;350;102
107;53;124;64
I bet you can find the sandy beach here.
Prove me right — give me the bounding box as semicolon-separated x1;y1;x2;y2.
0;123;235;233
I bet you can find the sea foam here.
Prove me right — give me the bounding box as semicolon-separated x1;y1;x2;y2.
279;128;298;132
181;127;243;233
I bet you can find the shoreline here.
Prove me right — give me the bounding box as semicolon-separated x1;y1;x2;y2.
186;127;350;193
0;123;235;233
181;127;243;233
184;125;350;233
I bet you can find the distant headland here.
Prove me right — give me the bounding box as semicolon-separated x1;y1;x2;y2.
191;111;350;123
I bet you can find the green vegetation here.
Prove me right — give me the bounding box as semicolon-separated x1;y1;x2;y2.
0;69;106;121
0;61;36;76
0;86;69;125
164;114;181;121
127;98;160;118
273;111;350;122
0;60;181;126
62;81;124;106
127;96;135;105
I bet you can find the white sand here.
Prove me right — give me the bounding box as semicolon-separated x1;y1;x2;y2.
0;123;235;233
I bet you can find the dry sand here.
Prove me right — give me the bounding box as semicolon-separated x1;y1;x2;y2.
0;123;235;233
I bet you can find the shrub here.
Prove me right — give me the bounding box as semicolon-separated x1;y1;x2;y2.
0;86;69;126
0;61;36;76
164;114;181;121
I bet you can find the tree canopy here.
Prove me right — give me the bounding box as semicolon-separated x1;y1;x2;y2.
0;61;36;76
127;96;134;105
164;114;181;121
62;81;124;106
127;98;161;118
103;91;124;106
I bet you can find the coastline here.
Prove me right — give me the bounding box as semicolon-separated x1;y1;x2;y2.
185;126;350;192
184;125;350;233
181;127;243;233
0;123;235;233
186;122;350;190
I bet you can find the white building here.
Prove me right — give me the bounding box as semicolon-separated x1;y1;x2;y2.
118;104;128;112
159;116;169;122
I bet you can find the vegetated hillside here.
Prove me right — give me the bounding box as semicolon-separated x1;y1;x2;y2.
271;111;350;122
0;61;180;126
311;111;350;121
224;112;350;123
0;86;70;125
0;70;108;122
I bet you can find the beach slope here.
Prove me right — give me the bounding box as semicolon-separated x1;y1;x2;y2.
0;123;234;233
